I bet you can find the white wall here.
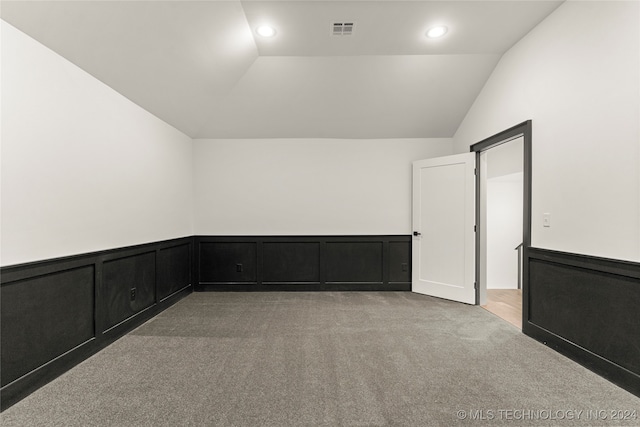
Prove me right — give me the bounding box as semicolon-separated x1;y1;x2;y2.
453;1;640;262
487;174;523;289
193;138;452;235
485;138;523;290
1;21;194;266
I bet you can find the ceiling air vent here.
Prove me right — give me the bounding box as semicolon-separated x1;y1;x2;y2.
332;22;354;36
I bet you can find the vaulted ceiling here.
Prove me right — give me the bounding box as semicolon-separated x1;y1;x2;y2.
2;1;563;139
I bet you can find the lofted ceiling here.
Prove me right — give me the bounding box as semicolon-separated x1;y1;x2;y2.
1;1;564;139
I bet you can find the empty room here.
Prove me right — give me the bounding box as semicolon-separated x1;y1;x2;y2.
1;0;639;425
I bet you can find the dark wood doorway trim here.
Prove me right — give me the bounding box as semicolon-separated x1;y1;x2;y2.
470;120;532;326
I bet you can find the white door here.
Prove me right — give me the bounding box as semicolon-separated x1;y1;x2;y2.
412;153;476;304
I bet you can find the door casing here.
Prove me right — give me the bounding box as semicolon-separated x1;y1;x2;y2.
470;121;532;323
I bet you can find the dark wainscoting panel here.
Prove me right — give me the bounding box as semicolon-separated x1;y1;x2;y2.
1;265;95;387
200;242;257;283
0;237;193;411
157;243;191;301
524;248;640;397
195;236;411;291
103;252;156;330
263;242;320;284
325;241;383;283
389;241;411;284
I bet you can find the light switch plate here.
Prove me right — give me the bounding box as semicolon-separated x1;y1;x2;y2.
543;213;551;227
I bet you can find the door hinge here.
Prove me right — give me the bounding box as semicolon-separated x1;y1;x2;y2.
474;282;478;289
474;225;477;232
474;168;477;176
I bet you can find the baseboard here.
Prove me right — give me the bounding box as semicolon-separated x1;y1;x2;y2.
0;238;194;411
195;283;411;292
524;247;640;397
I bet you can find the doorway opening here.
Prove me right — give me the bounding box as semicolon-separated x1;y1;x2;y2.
471;121;532;330
480;138;523;328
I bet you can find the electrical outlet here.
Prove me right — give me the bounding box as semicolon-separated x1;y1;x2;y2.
236;263;243;273
130;287;136;301
401;263;408;272
543;213;551;228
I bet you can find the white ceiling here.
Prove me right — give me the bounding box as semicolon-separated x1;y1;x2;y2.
1;1;564;139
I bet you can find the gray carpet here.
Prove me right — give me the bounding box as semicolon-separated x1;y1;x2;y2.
2;292;638;426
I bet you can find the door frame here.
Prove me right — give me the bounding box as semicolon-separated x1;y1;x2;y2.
470;120;532;325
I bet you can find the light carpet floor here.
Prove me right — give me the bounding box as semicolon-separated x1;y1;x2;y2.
2;292;638;426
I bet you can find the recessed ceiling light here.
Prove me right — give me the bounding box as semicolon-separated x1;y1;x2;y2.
426;26;448;38
256;25;276;38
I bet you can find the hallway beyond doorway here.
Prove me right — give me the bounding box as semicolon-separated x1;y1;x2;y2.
482;289;522;329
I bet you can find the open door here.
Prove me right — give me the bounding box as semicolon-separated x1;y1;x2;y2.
412;153;476;304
